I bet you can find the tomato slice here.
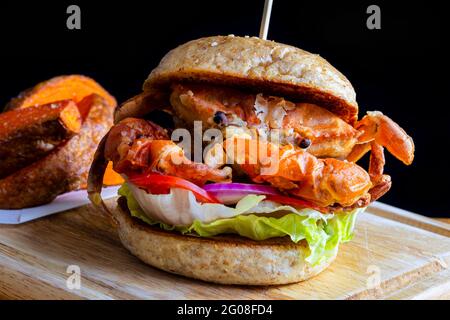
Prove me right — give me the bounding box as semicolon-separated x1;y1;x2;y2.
265;195;327;213
128;173;220;204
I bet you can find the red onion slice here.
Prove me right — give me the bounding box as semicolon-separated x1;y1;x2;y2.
203;183;281;205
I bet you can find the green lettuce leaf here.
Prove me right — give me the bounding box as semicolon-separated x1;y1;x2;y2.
119;183;364;265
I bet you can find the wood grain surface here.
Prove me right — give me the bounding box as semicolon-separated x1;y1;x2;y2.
0;199;449;300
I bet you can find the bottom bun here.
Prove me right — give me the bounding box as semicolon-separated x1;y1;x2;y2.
113;197;337;285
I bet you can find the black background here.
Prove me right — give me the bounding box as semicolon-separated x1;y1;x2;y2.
0;0;448;216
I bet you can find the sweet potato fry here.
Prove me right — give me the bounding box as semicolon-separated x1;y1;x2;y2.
3;74;119;185
0;100;81;179
0;94;114;209
103;162;124;186
5;75;117;111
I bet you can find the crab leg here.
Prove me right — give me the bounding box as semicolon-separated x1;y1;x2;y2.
368;142;385;183
367;141;392;201
346;142;371;163
346;110;415;202
356;111;414;165
369;174;392;202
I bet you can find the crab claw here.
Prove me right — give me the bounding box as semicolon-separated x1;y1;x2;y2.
356;111;414;165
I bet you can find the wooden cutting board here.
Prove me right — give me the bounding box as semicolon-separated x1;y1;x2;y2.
0;199;449;300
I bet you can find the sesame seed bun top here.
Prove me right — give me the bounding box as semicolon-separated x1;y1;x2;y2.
144;35;358;124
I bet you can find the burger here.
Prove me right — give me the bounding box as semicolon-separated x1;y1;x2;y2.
88;36;414;285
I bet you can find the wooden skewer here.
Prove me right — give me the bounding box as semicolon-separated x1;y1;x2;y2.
259;0;273;40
